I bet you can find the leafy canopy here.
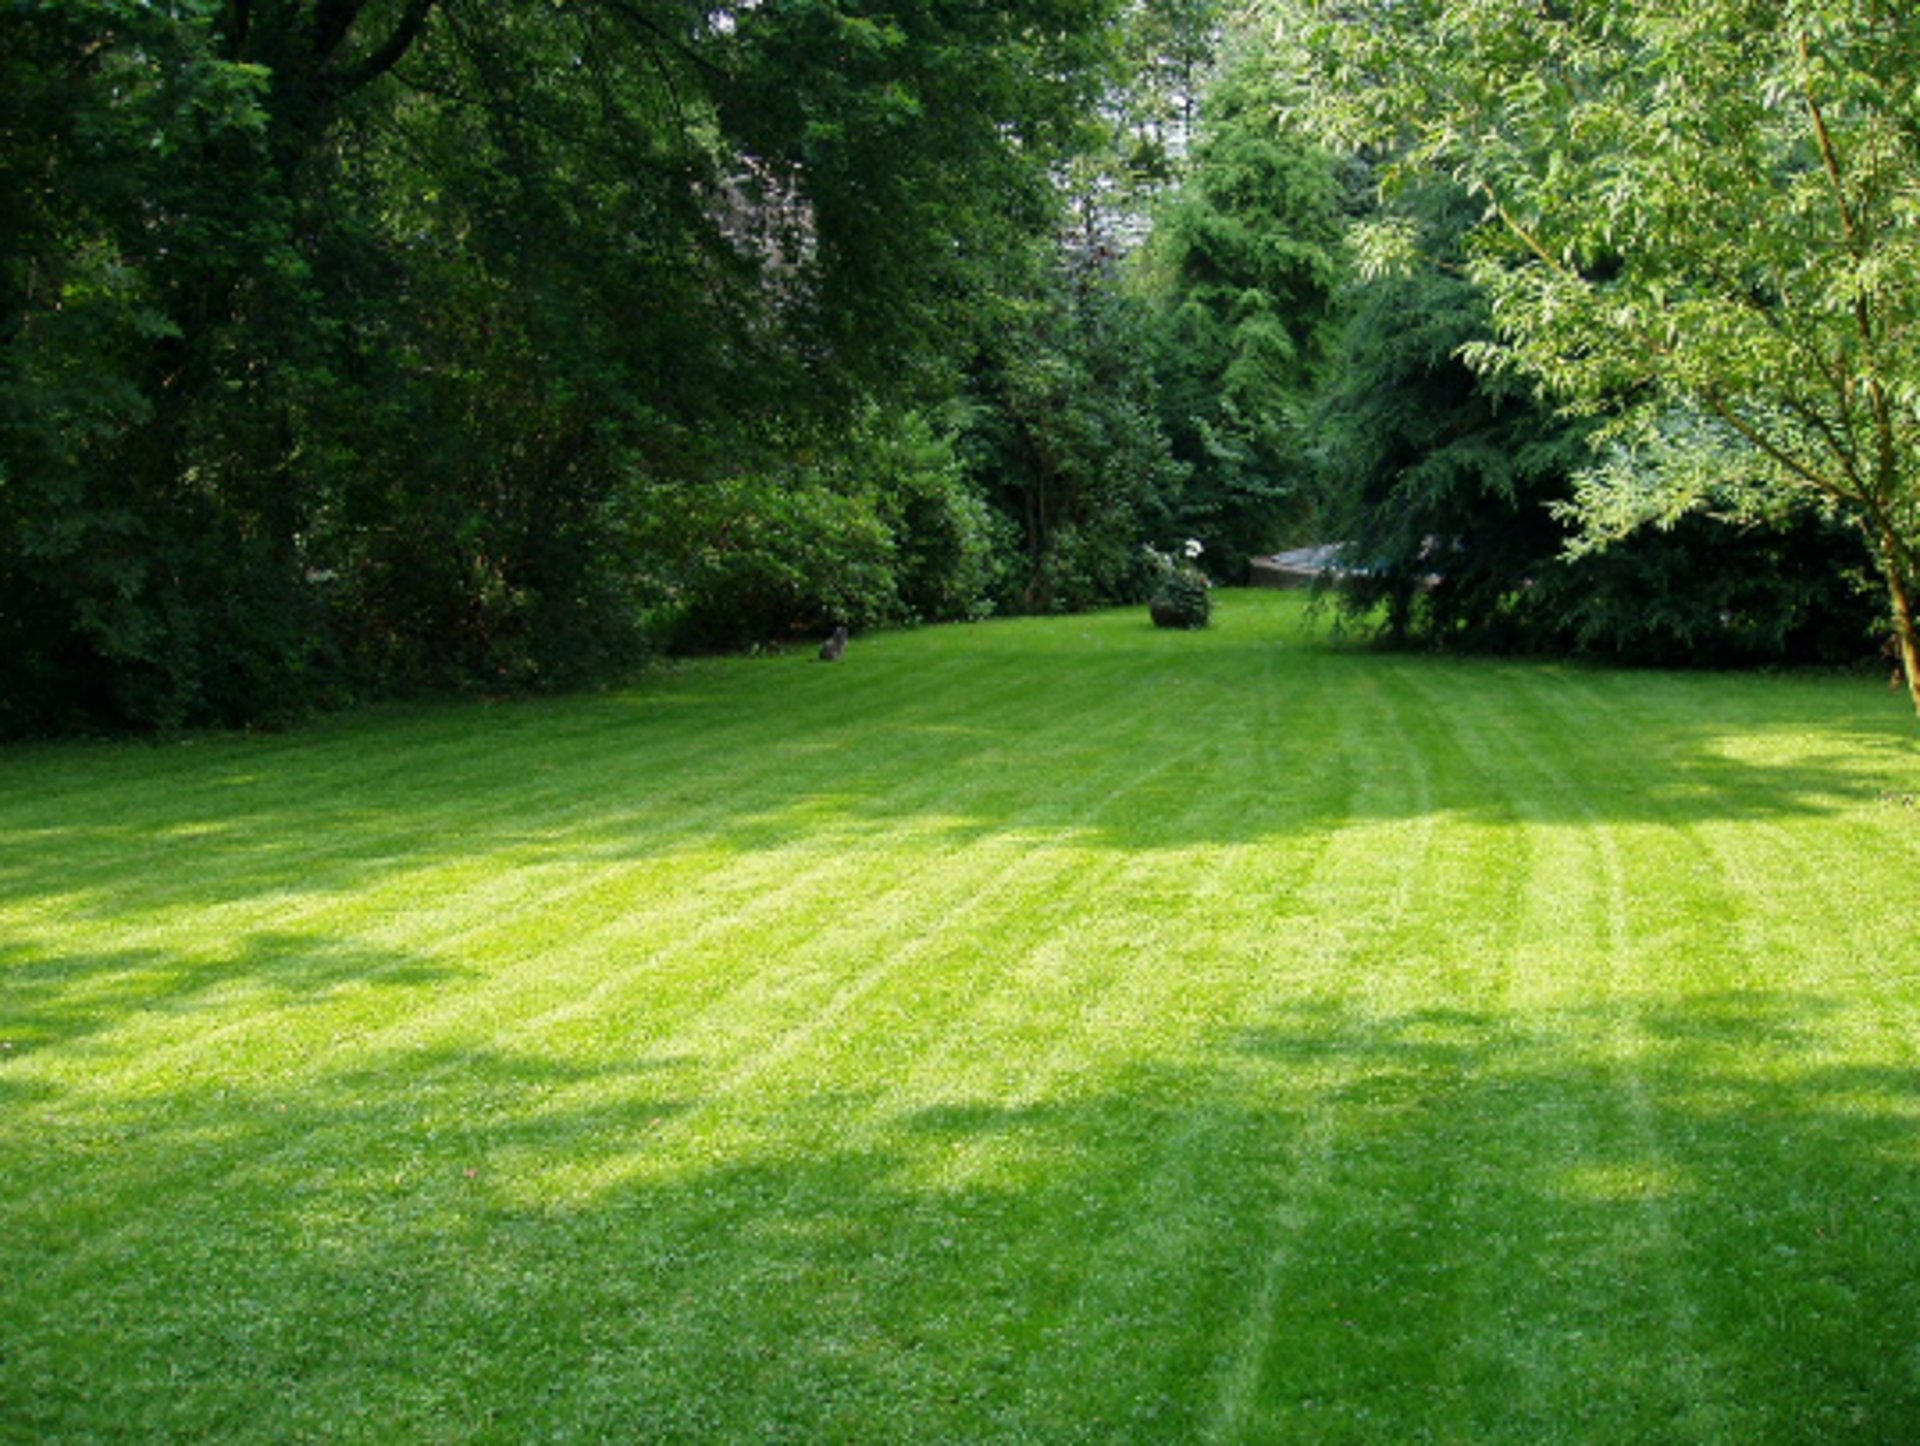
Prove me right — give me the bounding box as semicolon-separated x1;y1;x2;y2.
0;0;1124;733
1276;0;1920;711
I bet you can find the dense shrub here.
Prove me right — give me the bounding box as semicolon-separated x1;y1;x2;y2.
847;411;1014;626
631;411;1011;653
1145;542;1212;629
1149;571;1212;629
629;477;898;653
1530;513;1881;668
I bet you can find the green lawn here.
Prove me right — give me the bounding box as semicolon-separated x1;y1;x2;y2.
5;590;1920;1442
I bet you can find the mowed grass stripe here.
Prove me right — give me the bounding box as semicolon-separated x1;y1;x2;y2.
1202;655;1536;1438
7;616;1319;1312
1192;643;1915;1442
1;637;1043;926
5;590;1920;1441
11;805;1119;1276
6;626;1194;1085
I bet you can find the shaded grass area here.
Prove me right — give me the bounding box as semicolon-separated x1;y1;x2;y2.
4;590;1920;1441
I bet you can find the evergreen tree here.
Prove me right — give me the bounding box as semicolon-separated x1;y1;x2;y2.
1283;0;1920;711
1135;54;1344;579
1313;181;1878;665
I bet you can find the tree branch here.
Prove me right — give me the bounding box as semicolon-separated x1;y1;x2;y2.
335;0;441;92
1478;185;1577;280
598;0;731;83
1800;33;1861;255
310;0;369;64
1686;252;1870;497
1693;383;1848;504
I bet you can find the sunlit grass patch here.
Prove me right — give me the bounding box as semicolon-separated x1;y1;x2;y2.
4;591;1919;1441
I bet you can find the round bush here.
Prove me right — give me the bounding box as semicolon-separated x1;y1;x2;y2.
1149;569;1211;629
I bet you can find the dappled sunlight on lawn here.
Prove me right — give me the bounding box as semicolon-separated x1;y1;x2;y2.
5;596;1916;917
7;981;1919;1439
5;594;1920;1439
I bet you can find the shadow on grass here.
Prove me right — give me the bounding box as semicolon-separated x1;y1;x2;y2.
6;989;1918;1442
3;603;1916;925
0;931;465;1060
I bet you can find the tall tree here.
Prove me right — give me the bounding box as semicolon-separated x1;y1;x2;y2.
1137;50;1345;577
1314;178;1877;664
1058;0;1226;266
961;250;1186;613
0;0;1122;733
1278;0;1920;713
1310;180;1593;645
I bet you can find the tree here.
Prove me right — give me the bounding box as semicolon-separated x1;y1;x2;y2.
0;0;1124;733
0;1;326;730
1314;180;1877;664
960;255;1186;613
1278;0;1920;713
1136;50;1345;578
1057;0;1226;266
1310;180;1594;645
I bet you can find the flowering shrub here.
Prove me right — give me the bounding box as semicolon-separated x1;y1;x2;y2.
1145;539;1212;629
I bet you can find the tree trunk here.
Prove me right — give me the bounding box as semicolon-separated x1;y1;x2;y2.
1878;529;1920;717
1881;553;1912;718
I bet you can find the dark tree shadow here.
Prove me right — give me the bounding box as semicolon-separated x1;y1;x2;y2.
4;607;1915;927
6;990;1919;1441
0;932;464;1058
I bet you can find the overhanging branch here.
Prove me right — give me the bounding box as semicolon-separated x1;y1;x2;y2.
335;0;441;92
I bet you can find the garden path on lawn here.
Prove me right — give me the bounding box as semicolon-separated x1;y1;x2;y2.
3;590;1920;1442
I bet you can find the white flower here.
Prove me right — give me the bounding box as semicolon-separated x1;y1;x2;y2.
1183;538;1204;560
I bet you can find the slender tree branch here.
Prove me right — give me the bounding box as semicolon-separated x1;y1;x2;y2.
1800;33;1861;254
1686;254;1871;499
598;0;731;83
1478;185;1577;280
582;4;694;145
335;0;441;91
1693;383;1848;503
1798;30;1900;506
1772;393;1872;507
